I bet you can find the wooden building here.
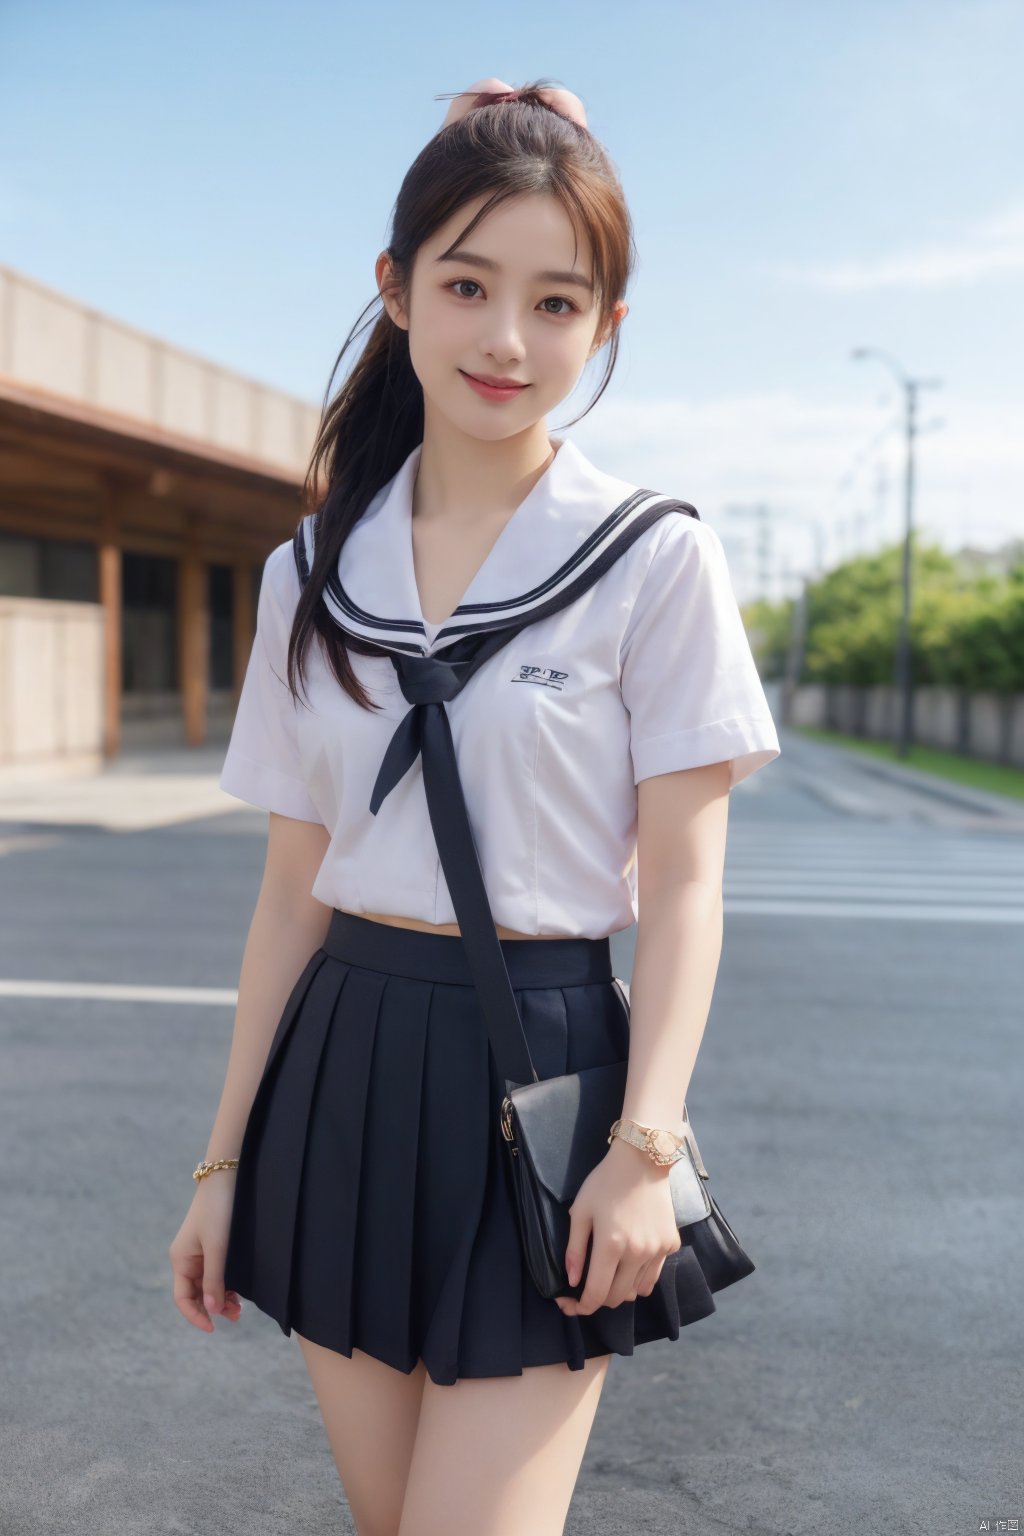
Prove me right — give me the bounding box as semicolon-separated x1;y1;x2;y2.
0;261;321;767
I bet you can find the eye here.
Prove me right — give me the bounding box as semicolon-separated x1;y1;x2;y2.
442;279;580;315
539;295;579;315
446;278;484;300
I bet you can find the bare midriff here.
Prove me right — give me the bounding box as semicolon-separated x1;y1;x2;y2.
338;907;571;941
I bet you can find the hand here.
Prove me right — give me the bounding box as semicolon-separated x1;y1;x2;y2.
440;77;588;131
554;1137;682;1317
168;1172;243;1332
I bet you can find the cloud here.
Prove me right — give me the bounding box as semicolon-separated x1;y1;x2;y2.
776;200;1024;292
574;392;1024;599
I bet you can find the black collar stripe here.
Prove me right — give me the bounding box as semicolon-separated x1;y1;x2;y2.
425;489;685;637
291;490;699;655
293;516;428;649
421;497;700;647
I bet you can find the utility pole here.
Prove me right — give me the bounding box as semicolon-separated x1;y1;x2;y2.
850;348;943;760
721;502;774;607
778;511;825;729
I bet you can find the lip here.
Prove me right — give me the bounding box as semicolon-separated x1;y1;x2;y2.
460;370;530;401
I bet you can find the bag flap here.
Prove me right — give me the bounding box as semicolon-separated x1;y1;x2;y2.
507;1061;626;1203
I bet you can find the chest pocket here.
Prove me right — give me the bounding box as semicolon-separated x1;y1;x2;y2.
451;647;573;765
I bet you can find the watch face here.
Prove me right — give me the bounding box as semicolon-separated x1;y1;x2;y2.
650;1130;678;1157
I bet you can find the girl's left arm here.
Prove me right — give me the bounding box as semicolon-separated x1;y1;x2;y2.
556;757;733;1316
619;757;731;1132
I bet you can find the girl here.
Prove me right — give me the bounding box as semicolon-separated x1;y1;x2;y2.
169;77;781;1536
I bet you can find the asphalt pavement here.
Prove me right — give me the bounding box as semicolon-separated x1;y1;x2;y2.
1;731;1021;1535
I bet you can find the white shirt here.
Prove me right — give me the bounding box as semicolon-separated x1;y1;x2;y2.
218;434;781;936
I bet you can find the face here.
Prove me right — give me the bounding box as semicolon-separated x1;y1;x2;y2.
377;192;627;440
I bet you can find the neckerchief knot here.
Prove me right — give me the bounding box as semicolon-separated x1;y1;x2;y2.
393;651;468;707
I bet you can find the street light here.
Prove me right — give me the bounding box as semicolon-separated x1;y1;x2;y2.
850;347;943;760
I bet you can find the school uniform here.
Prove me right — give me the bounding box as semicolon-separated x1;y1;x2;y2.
219;433;781;1386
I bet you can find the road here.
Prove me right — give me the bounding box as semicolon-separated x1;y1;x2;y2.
1;732;1021;1535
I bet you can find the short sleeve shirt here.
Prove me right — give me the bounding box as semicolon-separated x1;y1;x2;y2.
218;435;781;936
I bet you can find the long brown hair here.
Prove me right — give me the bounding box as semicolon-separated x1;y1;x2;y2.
287;79;636;714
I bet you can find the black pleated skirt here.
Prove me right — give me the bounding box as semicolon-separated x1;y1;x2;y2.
224;909;755;1387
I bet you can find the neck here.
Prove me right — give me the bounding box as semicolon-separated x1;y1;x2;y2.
413;419;559;529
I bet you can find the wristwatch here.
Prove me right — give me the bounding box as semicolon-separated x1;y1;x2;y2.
608;1117;688;1167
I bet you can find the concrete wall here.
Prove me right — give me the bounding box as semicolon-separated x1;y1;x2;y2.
0;262;321;478
0;597;104;766
789;682;1024;769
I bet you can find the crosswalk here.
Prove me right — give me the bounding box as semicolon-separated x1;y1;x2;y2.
722;824;1024;923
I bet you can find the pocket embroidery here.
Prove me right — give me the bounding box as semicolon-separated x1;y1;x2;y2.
511;664;569;692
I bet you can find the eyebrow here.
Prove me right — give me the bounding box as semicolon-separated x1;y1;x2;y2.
435;250;595;293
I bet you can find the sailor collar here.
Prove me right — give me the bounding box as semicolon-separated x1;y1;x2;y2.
293;435;698;658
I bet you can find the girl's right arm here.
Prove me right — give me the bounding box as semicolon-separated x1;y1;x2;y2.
168;812;334;1333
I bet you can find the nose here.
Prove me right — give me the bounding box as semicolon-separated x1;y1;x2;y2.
477;308;526;366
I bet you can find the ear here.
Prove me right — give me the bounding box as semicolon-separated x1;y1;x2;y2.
590;300;629;356
376;249;409;331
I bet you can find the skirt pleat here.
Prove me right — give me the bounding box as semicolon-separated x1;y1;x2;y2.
288;962;384;1357
223;911;756;1386
224;947;332;1320
413;981;492;1384
348;970;427;1370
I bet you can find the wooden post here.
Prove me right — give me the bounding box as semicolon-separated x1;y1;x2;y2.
179;516;209;745
98;491;123;760
231;561;254;693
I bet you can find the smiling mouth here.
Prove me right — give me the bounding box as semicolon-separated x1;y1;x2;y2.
460;371;529;389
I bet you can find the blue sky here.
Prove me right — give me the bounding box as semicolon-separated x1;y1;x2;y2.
2;0;1021;600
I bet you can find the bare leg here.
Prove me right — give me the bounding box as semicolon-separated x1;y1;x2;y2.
295;1332;428;1536
397;1352;613;1536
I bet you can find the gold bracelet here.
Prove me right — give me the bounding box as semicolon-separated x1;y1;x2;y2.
193;1157;240;1182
